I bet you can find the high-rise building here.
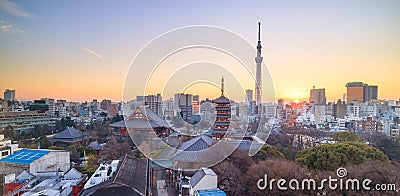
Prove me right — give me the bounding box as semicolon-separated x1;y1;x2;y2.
346;82;364;103
29;100;49;113
362;116;377;132
192;95;200;114
0;99;6;112
309;86;326;105
0;111;56;133
163;98;174;111
4;89;15;101
246;89;253;113
163;98;174;117
107;103;118;117
332;99;347;118
90;99;98;112
264;103;276;119
41;98;55;116
174;93;193;122
55;103;67;118
80;105;89;117
246;89;253;104
200;98;213;121
57;100;67;105
254;22;263;108
278;99;284;107
66;102;80;116
346;82;378;103
144;94;163;117
364;85;378;102
136;96;144;102
347;102;360;119
100;99;111;111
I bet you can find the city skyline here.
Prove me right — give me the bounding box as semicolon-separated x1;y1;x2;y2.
1;83;399;104
1;1;400;102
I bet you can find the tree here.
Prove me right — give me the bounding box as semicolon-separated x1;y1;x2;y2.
86;122;95;131
98;137;132;160
66;144;80;161
252;145;285;162
267;133;300;160
33;125;43;138
212;161;244;195
48;146;64;150
65;117;74;127
98;122;111;139
3;125;17;140
296;142;388;170
370;133;400;162
88;130;99;141
211;149;254;195
229;150;254;173
333;131;364;143
111;115;124;123
38;136;52;149
56;118;66;131
80;154;99;176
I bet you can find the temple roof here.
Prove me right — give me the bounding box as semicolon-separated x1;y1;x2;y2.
88;140;103;150
178;135;215;152
213;95;230;104
52;127;83;139
110;107;169;129
169;135;218;163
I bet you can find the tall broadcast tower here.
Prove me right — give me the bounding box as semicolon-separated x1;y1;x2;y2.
254;22;263;110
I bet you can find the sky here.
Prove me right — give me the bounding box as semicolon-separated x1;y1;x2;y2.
0;0;399;102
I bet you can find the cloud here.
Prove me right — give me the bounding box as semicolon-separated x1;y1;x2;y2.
1;24;12;32
85;48;104;60
0;0;35;19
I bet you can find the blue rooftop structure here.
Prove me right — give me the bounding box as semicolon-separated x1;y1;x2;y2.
0;149;51;164
195;189;226;196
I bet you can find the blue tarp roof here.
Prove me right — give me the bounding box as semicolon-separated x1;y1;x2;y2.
0;149;51;164
195;189;226;196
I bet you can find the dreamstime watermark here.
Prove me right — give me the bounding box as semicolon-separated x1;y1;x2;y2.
257;167;398;192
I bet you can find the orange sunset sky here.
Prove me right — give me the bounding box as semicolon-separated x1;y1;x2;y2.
1;1;399;102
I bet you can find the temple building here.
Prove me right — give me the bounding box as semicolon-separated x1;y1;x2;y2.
50;127;89;145
110;106;170;137
211;76;231;140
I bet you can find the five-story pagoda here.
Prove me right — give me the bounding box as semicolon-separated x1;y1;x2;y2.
211;76;231;140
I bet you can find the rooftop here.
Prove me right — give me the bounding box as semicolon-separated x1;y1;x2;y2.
88;140;103;150
213;95;230;104
52;127;83;139
195;189;226;196
110;107;169;129
178;135;215;152
190;168;217;188
81;156;148;196
0;148;53;164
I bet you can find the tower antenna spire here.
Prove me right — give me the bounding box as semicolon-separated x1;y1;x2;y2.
258;22;261;41
221;75;224;96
